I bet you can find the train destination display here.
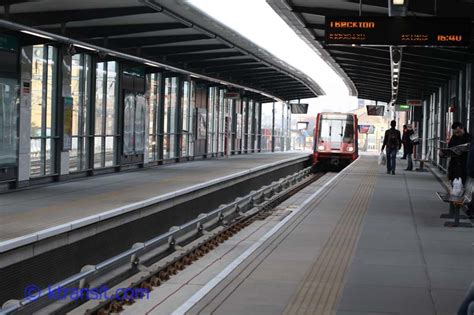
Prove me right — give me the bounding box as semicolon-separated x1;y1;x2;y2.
325;17;471;47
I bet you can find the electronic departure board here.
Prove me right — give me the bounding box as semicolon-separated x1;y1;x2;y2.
325;17;471;47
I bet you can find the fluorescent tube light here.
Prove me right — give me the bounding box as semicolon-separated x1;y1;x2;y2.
73;44;97;52
20;30;53;40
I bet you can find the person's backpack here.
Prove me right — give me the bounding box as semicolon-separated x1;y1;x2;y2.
387;129;400;149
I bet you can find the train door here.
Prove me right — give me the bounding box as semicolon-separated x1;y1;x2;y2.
0;36;19;183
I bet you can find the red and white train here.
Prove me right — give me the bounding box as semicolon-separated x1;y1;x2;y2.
312;112;358;171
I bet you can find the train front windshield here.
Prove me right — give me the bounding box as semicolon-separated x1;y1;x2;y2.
318;114;354;149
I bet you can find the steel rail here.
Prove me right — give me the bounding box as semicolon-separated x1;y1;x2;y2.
0;167;312;315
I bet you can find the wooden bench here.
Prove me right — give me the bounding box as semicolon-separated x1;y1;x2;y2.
436;178;473;228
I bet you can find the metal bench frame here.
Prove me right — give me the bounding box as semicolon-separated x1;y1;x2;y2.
436;178;473;228
415;146;431;172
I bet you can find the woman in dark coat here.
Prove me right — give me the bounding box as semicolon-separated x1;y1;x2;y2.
403;124;414;170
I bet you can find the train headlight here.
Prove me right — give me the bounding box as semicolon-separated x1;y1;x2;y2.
318;145;325;151
347;146;354;152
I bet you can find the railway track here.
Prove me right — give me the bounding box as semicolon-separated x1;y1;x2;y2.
2;167;324;315
86;171;324;315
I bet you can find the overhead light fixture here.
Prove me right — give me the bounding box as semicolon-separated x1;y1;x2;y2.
393;74;399;78
393;0;405;5
145;62;158;67
20;30;53;40
73;43;97;52
393;68;399;73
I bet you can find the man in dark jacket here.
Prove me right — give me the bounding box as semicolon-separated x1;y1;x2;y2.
403;124;415;170
446;122;471;184
382;120;402;175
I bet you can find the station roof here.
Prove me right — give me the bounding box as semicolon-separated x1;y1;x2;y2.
268;0;474;104
0;0;323;103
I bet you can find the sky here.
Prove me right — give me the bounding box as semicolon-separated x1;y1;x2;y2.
187;0;359;113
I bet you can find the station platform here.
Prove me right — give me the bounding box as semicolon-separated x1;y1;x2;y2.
0;152;309;254
118;155;474;315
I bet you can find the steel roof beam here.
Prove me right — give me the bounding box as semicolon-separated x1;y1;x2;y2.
141;44;229;55
9;6;156;26
332;52;462;72
336;58;456;77
166;51;244;62
344;69;447;85
353;77;439;91
39;23;187;38
203;64;270;74
342;64;452;81
89;34;211;49
292;6;385;16
186;58;257;68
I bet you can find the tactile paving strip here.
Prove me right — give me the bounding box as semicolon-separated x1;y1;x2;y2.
283;164;378;315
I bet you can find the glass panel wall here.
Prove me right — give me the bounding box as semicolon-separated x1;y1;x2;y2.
225;98;233;155
146;73;161;161
218;89;225;154
254;102;261;151
0;78;19;168
234;100;242;153
247;100;254;151
242;99;248;151
274;102;283;151
181;80;192;157
207;87;218;155
281;104;291;151
188;81;195;157
30;45;57;177
69;54;91;172
94;61;117;168
163;77;178;159
261;103;273;151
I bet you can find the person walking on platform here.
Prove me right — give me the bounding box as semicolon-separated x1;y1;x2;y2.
381;120;402;175
401;124;408;159
446;122;471;185
403;124;415;171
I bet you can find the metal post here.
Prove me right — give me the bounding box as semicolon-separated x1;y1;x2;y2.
422;99;428;160
271;102;275;152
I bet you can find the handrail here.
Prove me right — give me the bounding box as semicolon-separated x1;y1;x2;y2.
0;166;311;314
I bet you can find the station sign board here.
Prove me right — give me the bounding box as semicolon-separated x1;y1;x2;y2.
290;103;309;114
325;17;471;47
395;104;410;111
366;105;385;116
406;99;423;106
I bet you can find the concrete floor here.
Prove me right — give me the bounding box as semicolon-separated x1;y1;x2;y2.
0;152;308;243
120;156;473;315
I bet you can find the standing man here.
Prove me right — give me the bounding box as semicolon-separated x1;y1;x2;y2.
401;124;408;159
381;120;402;175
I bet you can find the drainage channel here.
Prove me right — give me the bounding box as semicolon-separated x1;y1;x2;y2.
1;167;323;315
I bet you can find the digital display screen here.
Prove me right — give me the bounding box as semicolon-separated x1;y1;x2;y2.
290;103;309;114
366;105;385;116
325;17;471;47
